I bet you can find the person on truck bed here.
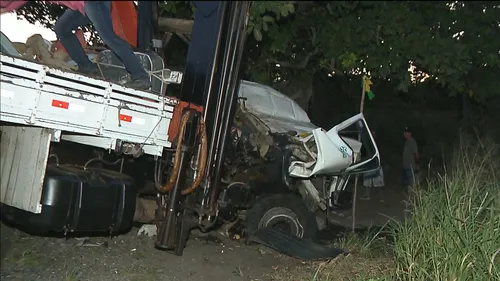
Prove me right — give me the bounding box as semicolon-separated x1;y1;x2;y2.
0;0;152;91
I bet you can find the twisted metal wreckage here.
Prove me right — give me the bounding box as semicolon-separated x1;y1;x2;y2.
0;1;380;259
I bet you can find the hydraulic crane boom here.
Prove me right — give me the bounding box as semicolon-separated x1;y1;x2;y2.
149;1;250;255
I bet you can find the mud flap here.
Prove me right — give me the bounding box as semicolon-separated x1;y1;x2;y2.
0;126;52;214
249;227;346;260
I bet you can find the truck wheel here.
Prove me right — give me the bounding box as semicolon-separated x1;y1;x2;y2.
245;194;317;240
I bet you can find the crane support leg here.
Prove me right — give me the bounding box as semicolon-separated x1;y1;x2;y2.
155;110;200;254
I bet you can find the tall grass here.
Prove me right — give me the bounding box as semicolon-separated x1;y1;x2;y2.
391;137;500;281
275;136;499;281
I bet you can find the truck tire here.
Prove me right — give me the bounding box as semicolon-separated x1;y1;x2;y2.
245;193;317;240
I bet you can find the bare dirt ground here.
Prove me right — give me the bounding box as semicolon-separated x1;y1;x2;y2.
0;185;406;281
0;224;302;281
330;185;408;230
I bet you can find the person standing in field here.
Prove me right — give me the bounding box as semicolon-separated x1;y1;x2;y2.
402;126;419;190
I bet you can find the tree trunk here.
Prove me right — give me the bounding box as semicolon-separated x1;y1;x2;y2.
157;17;194;34
460;91;472;129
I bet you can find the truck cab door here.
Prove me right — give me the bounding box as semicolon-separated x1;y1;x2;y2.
342;114;380;174
307;113;380;177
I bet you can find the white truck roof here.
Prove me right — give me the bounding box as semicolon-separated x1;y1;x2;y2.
238;80;317;134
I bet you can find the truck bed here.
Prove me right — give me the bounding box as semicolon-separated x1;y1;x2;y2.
0;54;178;156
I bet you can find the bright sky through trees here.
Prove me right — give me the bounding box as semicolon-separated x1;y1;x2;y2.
1;12;56;43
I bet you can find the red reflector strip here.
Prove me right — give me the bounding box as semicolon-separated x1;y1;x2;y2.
119;114;132;123
51;99;69;109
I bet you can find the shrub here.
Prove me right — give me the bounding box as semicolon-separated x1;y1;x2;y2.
391;136;500;281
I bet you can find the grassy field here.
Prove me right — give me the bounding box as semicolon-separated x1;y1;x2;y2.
272;137;500;281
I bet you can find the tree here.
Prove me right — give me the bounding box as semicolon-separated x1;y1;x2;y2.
15;1;65;28
15;1;99;44
244;1;500;105
12;1;500;106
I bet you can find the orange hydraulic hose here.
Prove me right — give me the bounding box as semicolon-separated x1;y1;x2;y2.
181;120;208;195
158;110;192;193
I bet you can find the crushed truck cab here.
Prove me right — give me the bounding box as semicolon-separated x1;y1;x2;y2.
236;81;379;178
231;80;380;218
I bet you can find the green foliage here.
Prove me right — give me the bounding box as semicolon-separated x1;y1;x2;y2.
391;137;500;281
15;1;65;29
156;1;295;42
339;53;358;70
247;1;295;42
14;1;97;44
158;1;195;20
254;1;500;99
12;1;500;100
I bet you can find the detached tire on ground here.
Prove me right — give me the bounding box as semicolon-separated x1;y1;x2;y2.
245;193;317;240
